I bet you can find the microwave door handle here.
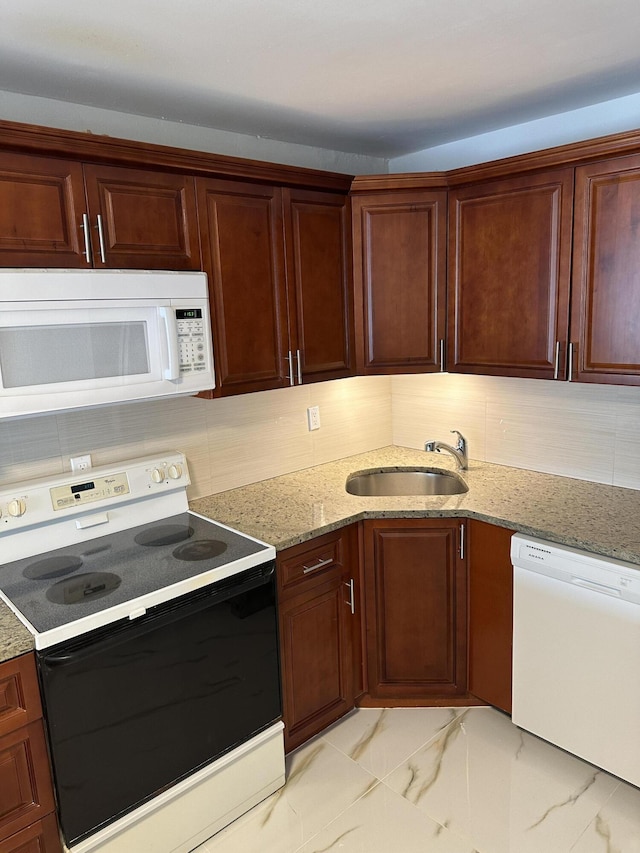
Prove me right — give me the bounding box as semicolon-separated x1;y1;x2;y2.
159;307;181;381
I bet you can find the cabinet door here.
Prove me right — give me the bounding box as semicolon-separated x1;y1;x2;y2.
197;178;290;395
467;520;514;713
0;152;87;267
0;655;42;739
571;154;640;385
351;190;447;373
283;189;354;383
0;814;62;853
448;170;573;378
279;580;354;752
363;519;466;700
278;528;358;752
83;164;200;269
0;722;56;842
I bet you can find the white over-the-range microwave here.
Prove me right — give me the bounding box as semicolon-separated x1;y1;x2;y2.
0;269;216;420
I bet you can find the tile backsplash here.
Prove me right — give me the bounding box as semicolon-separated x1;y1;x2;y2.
2;372;639;498
391;373;640;490
0;376;392;498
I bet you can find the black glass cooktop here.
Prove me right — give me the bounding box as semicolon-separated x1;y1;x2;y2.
0;512;268;634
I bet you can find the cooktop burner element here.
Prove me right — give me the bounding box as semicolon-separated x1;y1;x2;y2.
0;510;270;644
173;540;228;561
46;572;122;605
134;524;194;547
23;555;84;580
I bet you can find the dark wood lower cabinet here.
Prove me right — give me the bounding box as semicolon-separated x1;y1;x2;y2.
362;519;467;701
0;655;62;853
0;814;61;853
467;520;514;713
277;527;359;752
278;518;516;751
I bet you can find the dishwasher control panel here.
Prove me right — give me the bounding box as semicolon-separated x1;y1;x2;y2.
511;533;640;604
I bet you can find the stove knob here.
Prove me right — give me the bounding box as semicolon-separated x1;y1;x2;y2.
7;498;26;517
151;468;166;484
167;463;183;480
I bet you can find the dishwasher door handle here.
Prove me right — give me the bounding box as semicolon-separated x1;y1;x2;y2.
571;576;621;597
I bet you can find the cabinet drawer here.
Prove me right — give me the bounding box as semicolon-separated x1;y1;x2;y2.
0;656;42;739
0;721;56;841
278;531;344;594
0;813;62;853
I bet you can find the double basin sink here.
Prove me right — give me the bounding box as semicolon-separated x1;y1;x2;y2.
346;468;468;497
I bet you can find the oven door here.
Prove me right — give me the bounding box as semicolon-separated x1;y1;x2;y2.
37;561;280;847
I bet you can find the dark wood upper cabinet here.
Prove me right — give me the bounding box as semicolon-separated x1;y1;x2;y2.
351;190;447;373
197;179;290;395
283;188;353;382
82;164;201;270
198;179;353;395
0;153;201;271
362;519;467;701
448;169;574;379
0;152;87;267
570;154;640;385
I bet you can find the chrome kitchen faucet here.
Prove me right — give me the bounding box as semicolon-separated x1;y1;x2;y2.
424;430;468;470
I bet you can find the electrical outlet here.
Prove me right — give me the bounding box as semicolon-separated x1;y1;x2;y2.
307;406;321;431
70;454;92;472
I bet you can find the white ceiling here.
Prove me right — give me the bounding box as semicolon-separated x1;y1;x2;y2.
3;0;640;158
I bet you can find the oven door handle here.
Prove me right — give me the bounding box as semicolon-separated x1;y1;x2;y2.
41;562;275;667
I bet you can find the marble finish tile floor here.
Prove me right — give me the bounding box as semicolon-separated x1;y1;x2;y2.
194;707;640;853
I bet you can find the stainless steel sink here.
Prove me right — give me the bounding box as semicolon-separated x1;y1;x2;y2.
345;468;469;497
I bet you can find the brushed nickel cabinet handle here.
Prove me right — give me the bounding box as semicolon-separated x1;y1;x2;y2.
286;351;294;385
459;523;465;560
296;349;302;384
344;579;355;615
302;557;333;574
568;342;574;382
96;214;107;264
81;213;92;263
553;341;561;380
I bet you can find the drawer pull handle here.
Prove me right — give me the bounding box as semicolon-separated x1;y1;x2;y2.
302;557;333;574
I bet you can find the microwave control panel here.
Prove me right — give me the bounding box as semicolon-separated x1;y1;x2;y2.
177;309;207;374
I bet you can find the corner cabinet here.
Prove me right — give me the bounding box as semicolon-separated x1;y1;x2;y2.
570;153;640;385
448;169;574;379
351;189;447;374
362;519;467;701
0;654;62;853
0;151;201;270
197;179;353;395
277;527;360;752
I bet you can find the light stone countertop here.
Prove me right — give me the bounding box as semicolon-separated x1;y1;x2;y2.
3;445;640;664
190;445;640;564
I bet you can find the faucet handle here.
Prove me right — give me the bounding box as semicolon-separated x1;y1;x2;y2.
450;430;466;450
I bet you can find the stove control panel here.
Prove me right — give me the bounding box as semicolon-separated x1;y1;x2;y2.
0;452;190;534
50;473;131;511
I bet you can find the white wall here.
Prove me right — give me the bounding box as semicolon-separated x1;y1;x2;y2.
389;91;640;172
392;373;640;491
0;89;387;175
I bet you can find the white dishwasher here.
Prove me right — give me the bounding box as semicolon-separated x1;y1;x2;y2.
511;533;640;788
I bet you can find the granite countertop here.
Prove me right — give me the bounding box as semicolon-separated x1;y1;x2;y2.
4;445;640;664
190;446;640;564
